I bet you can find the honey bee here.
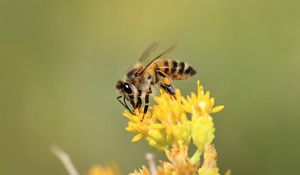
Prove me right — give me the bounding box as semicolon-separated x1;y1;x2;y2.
116;43;197;120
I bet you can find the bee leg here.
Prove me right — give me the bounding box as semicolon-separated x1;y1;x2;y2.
160;84;177;100
128;94;136;109
141;88;152;121
135;90;142;111
156;70;176;98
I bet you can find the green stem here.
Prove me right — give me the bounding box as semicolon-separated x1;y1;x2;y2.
190;148;202;165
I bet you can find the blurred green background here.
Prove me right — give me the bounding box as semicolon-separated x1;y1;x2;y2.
1;0;299;174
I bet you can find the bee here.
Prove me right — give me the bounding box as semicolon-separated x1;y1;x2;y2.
116;43;197;120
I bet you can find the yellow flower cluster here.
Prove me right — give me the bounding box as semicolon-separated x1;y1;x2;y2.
130;144;230;175
124;80;223;152
130;145;197;175
124;80;229;175
157;145;198;175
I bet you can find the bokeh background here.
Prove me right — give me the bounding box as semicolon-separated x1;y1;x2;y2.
1;0;300;175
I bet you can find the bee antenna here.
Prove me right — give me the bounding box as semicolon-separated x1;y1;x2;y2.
117;96;133;114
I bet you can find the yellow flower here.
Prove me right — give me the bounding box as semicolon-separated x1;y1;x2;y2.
184;81;223;160
129;166;150;175
191;114;215;157
157;145;198;175
87;164;119;175
181;80;224;115
198;144;220;175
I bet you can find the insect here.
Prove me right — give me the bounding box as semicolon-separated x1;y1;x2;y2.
116;43;197;121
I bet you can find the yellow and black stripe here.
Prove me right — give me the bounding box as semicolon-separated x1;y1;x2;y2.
154;59;196;80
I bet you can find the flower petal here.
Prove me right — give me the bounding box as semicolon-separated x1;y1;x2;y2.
211;105;224;113
131;134;144;142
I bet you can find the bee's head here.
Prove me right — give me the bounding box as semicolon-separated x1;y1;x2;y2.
116;80;134;98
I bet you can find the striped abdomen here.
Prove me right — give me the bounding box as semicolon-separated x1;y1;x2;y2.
153;59;197;80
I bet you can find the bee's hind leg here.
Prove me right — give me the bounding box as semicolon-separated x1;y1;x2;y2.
160;84;176;96
156;70;176;98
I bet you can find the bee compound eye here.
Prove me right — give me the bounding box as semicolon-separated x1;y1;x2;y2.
123;83;133;93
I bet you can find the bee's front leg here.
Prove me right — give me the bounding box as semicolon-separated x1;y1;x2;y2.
128;94;136;109
141;88;152;121
135;90;142;110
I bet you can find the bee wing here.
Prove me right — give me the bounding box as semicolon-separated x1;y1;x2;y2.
138;43;178;75
139;42;160;63
151;43;177;61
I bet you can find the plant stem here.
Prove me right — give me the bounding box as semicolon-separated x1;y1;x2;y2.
146;153;157;175
50;145;80;175
190;148;202;165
